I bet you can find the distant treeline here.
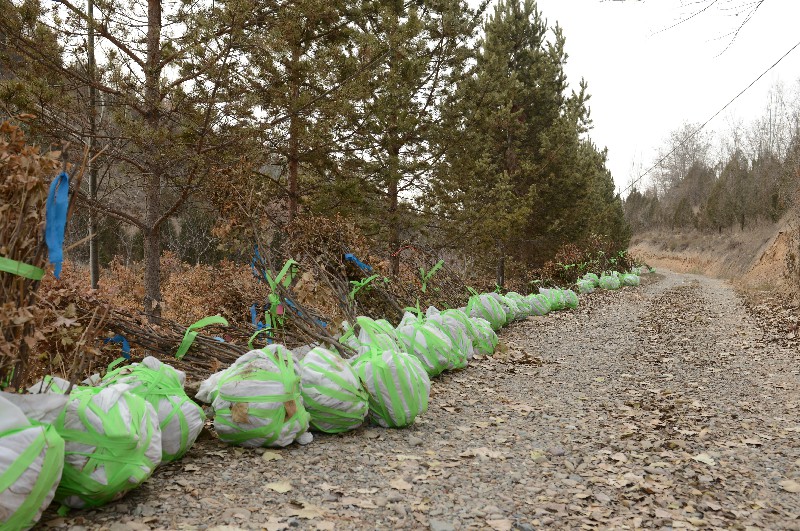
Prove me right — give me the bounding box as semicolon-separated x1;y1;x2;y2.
624;82;800;233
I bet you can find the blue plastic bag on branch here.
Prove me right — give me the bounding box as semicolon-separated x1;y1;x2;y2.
598;274;621;290
297;347;369;434
538;288;567;311
209;346;310;448
101;356;205;463
526;294;551;316
0;394;65;531
351;349;430;428
621;273;641;286
467;294;506;330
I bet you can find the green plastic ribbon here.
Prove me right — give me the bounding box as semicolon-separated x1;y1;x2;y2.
174;315;229;360
348;274;379;300
0;256;44;281
419;260;444;293
0;421;65;530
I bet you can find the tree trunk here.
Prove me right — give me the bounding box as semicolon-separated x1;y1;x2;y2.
143;0;162;320
496;240;505;289
287;44;301;222
388;143;400;276
87;0;99;289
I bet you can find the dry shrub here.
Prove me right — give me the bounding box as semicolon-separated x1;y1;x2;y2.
535;234;637;287
0;121;59;386
161;259;268;326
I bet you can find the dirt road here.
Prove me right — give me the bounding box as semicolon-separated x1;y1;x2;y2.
42;270;800;530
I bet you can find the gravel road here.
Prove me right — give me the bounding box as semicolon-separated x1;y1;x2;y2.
40;269;800;530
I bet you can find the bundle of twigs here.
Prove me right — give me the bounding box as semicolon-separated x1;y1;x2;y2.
1;121;65;387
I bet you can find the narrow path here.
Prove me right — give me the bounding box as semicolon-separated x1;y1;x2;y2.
43;270;800;530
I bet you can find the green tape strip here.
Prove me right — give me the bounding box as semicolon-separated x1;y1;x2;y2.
419;260;444;293
0;256;44;281
175;315;229;359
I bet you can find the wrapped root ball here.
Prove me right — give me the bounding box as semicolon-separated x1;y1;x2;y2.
298;347;369;433
54;384;162;509
468;295;506;330
102;356;205;462
425;313;473;363
598;275;621;290
470;318;499;356
563;289;579;309
0;394;65;531
396;322;457;376
212;346;310;448
352;350;430;428
527;294;551;317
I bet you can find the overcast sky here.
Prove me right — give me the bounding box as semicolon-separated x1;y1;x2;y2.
468;0;800;194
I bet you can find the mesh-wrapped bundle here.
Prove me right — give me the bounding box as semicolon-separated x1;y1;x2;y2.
486;293;516;323
527;294;551;316
467;294;506;330
441;309;487;356
539;288;566;311
396;321;460;376
210;346;310;448
342;317;402;357
576;279;595;294
505;292;533;318
425;307;474;363
351;349;430;428
0;394;65;531
562;289;579;309
598;274;621;290
582;273;600;287
470;318;499;356
621;273;641;286
101;356;205;462
297;347;369;433
42;384;162;509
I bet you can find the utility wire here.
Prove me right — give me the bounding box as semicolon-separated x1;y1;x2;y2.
620;36;800;197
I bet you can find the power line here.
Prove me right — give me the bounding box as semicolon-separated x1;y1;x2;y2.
620;35;800;197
